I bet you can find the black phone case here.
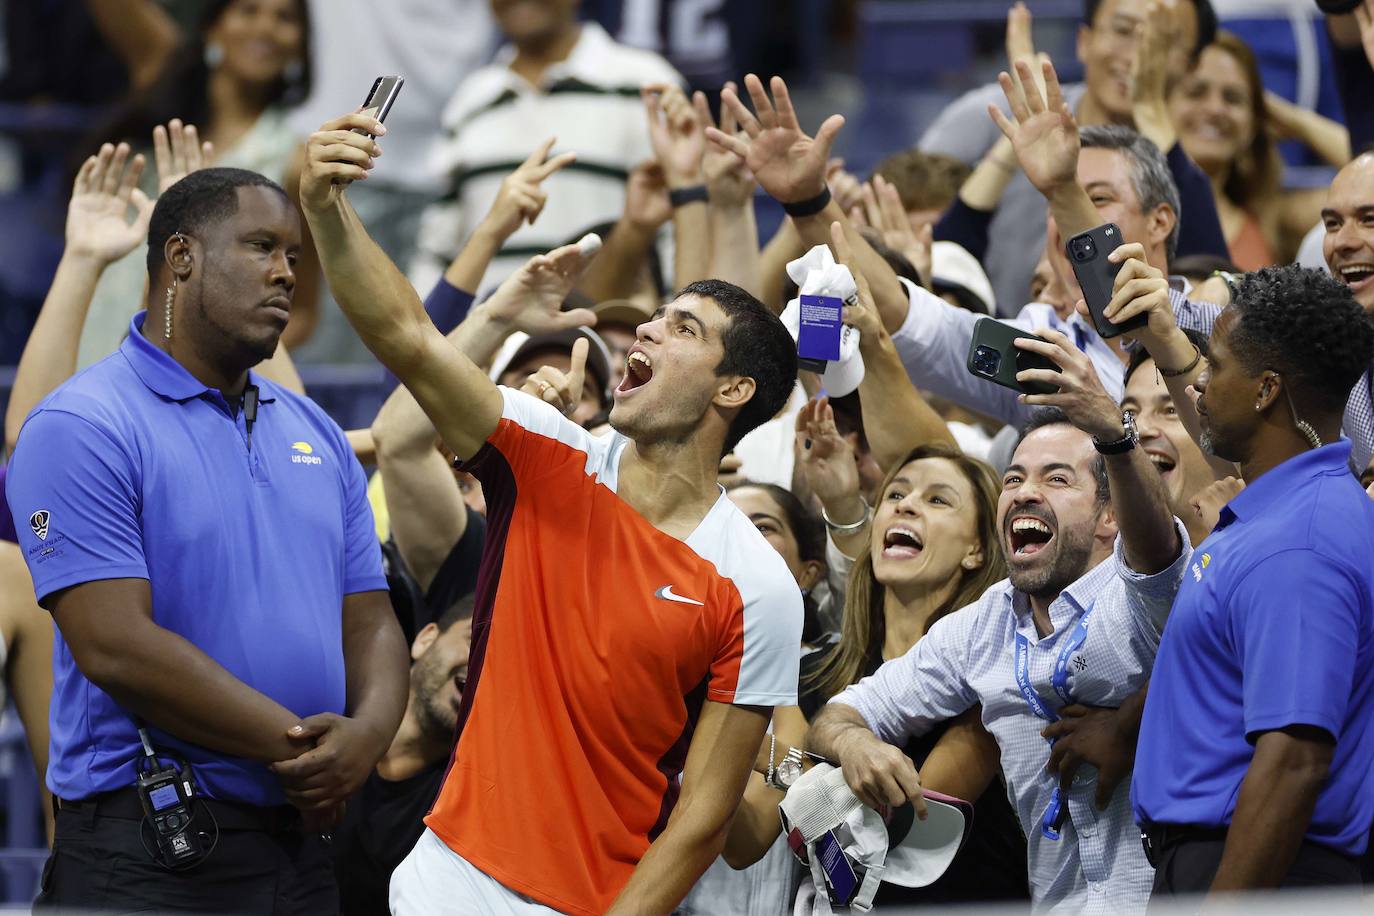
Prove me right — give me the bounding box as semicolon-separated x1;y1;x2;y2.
1066;223;1147;339
966;317;1061;395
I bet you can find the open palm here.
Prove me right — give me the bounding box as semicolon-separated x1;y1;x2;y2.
707;74;843;205
66;143;153;264
990;59;1080;196
483;241;598;335
796;397;860;507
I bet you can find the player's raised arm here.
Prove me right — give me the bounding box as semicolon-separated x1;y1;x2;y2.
298;111;502;460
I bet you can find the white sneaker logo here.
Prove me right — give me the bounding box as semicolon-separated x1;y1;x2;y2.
655;585;704;606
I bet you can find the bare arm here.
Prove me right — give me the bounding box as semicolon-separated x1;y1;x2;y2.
723;704;809;868
371;383;470;593
50;578;307;762
6;145;152;453
644;84;711;289
916;707;1001;803
576;163;669;303
0;547;53;842
1265;91;1351;169
830;221;956;470
758;218;804;315
1208;727;1334;893
699;85;762;297
339;590;408;751
299;113;503;461
445;138;578;294
82;0;180;89
280;147;322;349
608;702;770;913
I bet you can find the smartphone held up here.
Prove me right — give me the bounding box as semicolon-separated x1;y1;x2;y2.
966;317;1060;395
1065;223;1146;339
356;76;404;137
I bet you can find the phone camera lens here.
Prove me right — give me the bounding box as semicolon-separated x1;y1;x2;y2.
973;346;1000;376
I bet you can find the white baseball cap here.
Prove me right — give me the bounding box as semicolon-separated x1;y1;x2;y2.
779;762;972;912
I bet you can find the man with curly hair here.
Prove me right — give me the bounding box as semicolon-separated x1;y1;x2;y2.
1134;265;1374;896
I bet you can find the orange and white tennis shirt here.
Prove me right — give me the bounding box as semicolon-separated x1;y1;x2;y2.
424;388;803;915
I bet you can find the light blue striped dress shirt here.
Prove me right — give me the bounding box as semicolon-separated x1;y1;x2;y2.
832;523;1191;914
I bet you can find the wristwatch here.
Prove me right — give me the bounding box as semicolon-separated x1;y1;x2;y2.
1093;410;1139;455
769;747;806;791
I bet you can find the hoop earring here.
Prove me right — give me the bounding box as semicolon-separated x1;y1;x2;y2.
164;278;176;341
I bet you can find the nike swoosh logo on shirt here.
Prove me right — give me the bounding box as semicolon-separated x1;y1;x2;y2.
654;585;704;606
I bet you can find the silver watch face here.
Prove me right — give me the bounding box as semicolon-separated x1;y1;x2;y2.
777;756;803;788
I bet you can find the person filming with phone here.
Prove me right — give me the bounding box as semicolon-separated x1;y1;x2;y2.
808;299;1189;912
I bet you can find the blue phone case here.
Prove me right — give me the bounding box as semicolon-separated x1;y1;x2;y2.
798;294;842;372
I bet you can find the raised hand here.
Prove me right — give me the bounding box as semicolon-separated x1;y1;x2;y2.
624;159;672;231
479;138;577;242
1013;328;1121;440
481;239;600;335
1129;0;1176;151
65;143;154;265
695;84;756;208
826;159;865;218
152;119;214;194
706;74;844;205
828;220;883;341
521;336;589;418
643;83;706;187
299;111;385;212
796;396;862;512
859;176;933;289
1188;476;1244;536
989;59;1080;197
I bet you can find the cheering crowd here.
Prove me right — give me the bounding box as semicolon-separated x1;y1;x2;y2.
3;0;1374;913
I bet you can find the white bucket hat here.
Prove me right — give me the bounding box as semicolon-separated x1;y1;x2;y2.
779;762;972;913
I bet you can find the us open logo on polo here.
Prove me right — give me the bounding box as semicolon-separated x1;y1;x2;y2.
290;441;322;466
29;510;49;541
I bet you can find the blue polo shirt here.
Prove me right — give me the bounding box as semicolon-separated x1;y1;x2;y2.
1132;442;1374;857
4;313;387;806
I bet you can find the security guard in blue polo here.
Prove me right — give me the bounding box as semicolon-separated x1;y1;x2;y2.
6;167;409;913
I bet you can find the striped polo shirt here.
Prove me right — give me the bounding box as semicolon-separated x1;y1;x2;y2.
410;23;681;297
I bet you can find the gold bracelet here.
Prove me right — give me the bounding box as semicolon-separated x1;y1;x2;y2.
1159;345;1202;378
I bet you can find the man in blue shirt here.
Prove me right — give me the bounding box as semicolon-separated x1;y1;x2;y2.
1134;265;1374;895
5;167;407;913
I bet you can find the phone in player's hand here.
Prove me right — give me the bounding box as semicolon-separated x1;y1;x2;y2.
1065;223;1147;339
355;76;404;137
966;317;1061;395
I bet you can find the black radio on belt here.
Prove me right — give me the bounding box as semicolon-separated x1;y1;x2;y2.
135;728;207;868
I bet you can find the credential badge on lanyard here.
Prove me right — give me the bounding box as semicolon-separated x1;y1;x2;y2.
1013;604;1094;840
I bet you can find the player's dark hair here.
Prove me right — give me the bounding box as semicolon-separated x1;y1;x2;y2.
1083;0;1216;60
680;279;798;455
1014;408;1111;505
147;167;288;274
1227;266;1374;416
